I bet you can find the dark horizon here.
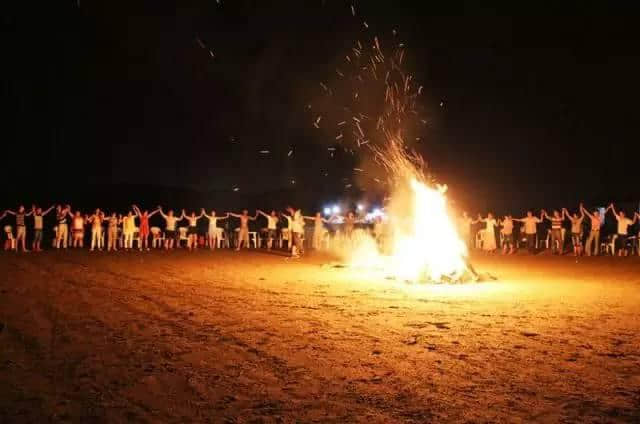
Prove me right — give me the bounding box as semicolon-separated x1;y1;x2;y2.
4;1;640;215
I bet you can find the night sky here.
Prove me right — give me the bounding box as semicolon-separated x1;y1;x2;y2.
5;1;639;214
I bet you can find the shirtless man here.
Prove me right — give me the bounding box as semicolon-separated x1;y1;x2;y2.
563;206;584;256
229;210;256;250
31;205;54;252
581;205;602;256
158;207;184;250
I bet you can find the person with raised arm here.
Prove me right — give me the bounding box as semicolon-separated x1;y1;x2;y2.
499;214;515;255
513;210;543;254
229;209;256;251
541;209;564;255
69;210;86;248
133;205;160;251
563;206;585;257
581;204;602;256
5;205;34;252
257;210;279;250
282;206;305;258
183;209;204;251
158;207;184;250
103;212;120;252
121;210;138;251
202;209;229;250
475;213;498;253
54;205;73;249
304;212;329;250
459;211;474;249
31;205;54;252
87;208;106;252
608;203;637;256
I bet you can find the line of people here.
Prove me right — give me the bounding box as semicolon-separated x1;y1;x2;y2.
459;203;639;257
1;204;338;258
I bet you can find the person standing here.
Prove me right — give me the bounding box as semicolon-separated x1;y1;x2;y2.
563;207;584;256
203;210;229;249
513;211;543;254
459;211;474;249
284;207;305;258
87;209;105;252
581;205;602;256
158;207;184;250
31;205;54;252
132;205;160;251
229;210;256;250
104;212;120;252
5;205;33;252
257;210;279;250
542;210;564;255
55;205;72;249
183;210;204;251
608;203;637;256
499;215;515;254
304;212;329;250
70;210;86;248
476;213;498;253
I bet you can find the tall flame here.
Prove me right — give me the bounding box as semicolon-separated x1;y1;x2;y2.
345;138;468;282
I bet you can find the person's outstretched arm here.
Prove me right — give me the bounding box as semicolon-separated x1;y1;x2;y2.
228;212;241;218
610;204;620;220
256;210;267;218
148;208;160;217
580;205;594;220
218;213;230;221
158;207;168;219
132;205;141;217
42;205;55;216
5;209;16;215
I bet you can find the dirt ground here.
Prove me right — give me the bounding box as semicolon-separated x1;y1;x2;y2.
1;249;639;423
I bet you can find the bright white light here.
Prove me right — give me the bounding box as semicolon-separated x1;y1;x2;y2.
332;205;340;214
373;208;381;215
357;204;364;211
323;207;331;216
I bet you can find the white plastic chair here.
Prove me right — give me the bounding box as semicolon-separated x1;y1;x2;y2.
248;231;258;248
178;227;188;247
600;235;617;256
4;226;16;250
216;229;229;248
150;227;163;248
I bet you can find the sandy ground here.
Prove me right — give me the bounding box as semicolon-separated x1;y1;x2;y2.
1;249;639;423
